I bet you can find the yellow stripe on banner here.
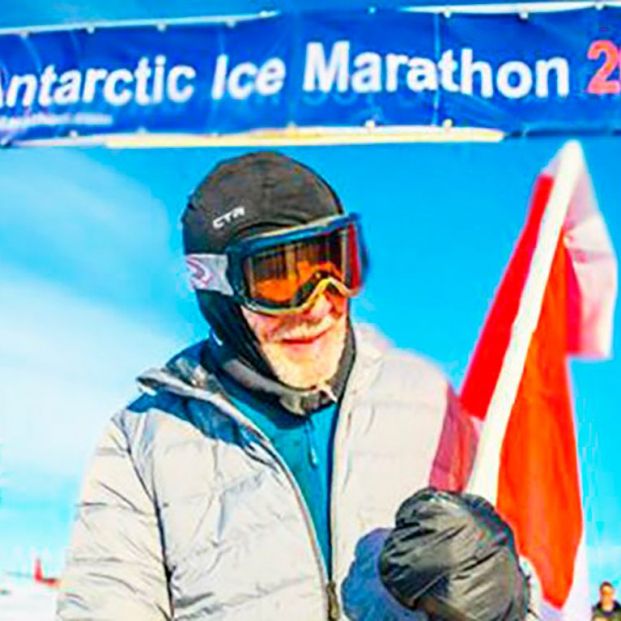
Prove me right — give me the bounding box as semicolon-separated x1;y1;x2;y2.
16;125;505;149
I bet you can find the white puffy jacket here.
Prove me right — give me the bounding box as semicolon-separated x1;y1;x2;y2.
57;326;476;620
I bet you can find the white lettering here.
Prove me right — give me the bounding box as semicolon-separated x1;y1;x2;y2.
461;48;494;98
228;62;257;100
134;57;152;105
255;58;286;96
385;53;409;93
6;74;37;107
497;60;533;99
152;55;166;103
352;52;381;93
38;65;58;106
213;206;246;229
103;68;133;106
82;68;108;103
438;50;459;92
211;54;228;100
0;49;571;115
168;65;196;103
212;56;285;99
535;57;569;97
304;41;350;93
407;58;437;91
53;70;82;105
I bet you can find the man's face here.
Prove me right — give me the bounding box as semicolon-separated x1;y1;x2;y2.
241;290;348;389
600;584;615;608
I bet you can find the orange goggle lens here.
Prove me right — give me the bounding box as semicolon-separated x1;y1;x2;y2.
241;223;363;312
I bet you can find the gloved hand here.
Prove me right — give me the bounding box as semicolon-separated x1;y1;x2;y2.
378;488;530;621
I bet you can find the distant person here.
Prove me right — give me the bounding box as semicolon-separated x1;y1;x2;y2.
593;582;621;620
57;152;532;619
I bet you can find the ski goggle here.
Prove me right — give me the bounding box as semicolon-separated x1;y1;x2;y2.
186;213;367;315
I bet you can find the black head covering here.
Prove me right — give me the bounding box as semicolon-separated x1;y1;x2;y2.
181;151;354;413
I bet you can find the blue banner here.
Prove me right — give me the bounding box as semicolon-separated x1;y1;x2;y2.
1;7;621;143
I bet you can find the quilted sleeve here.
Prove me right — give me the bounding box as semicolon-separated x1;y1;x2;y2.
56;414;171;620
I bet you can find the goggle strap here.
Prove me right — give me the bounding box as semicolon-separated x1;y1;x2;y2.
229;213;358;256
186;253;234;295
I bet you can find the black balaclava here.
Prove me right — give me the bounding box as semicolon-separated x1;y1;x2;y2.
181;151;355;415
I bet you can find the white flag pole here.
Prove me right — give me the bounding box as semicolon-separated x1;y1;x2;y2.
466;140;585;504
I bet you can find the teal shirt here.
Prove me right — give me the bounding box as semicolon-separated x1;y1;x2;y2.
225;381;338;576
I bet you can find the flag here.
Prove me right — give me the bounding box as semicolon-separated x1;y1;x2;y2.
460;141;617;620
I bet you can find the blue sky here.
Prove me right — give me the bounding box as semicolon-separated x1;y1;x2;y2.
0;138;619;600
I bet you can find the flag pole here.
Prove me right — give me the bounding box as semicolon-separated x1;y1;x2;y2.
466;140;584;503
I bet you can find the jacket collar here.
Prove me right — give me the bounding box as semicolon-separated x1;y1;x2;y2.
137;324;388;420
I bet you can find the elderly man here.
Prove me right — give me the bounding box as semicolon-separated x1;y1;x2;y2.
57;152;530;620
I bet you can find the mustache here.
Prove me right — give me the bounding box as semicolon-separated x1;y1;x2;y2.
272;314;340;341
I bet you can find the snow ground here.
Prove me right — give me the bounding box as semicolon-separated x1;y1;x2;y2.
0;578;56;621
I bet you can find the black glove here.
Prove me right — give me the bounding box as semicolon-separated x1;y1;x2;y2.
378;487;530;621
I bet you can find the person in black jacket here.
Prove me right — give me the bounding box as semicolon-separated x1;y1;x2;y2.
593;582;621;620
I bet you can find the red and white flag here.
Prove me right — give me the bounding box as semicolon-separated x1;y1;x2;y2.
460;141;617;620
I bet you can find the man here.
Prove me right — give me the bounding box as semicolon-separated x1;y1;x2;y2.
57;152;530;620
593;582;621;620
